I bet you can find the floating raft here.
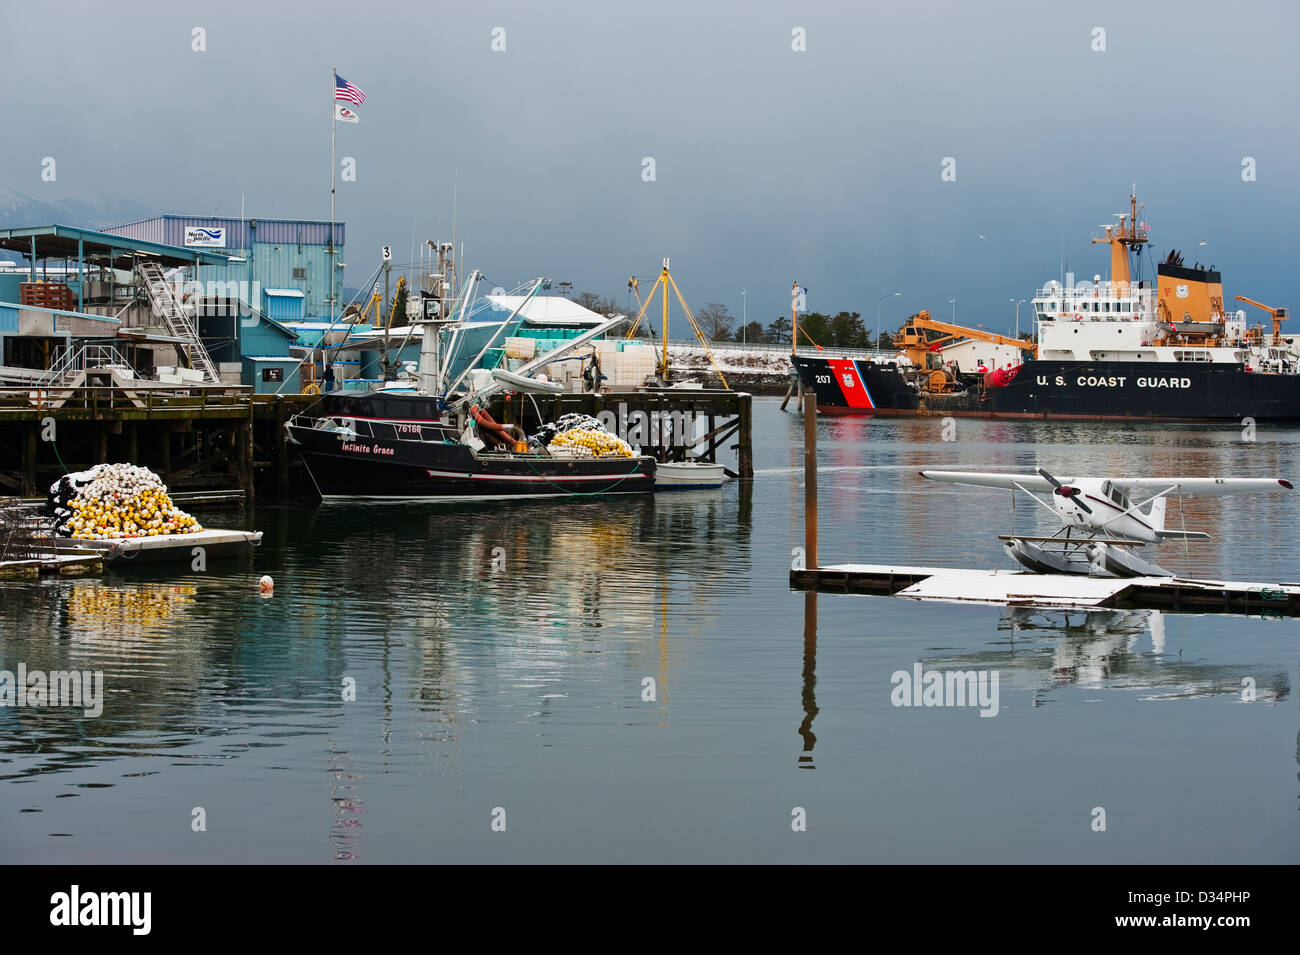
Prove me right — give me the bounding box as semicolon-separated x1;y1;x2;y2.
655;461;727;489
0;553;103;579
791;563;1300;615
52;528;262;565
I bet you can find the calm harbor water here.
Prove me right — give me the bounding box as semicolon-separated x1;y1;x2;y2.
2;398;1297;863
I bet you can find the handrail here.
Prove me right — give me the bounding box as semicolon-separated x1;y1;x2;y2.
0;383;253;417
38;343;130;386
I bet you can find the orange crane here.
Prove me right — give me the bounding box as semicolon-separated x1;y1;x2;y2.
892;311;1037;393
1234;295;1288;342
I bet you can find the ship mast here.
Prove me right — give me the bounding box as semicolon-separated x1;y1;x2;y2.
1091;193;1148;294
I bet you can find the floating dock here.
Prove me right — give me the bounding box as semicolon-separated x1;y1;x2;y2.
0;552;103;579
791;563;1300;615
53;528;262;565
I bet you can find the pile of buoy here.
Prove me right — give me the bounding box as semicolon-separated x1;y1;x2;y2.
48;465;204;541
548;426;634;459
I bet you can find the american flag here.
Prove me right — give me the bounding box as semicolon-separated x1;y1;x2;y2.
335;74;366;106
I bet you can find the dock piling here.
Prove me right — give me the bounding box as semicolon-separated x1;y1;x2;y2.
804;402;817;570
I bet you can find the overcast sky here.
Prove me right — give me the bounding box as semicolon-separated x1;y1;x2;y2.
4;0;1298;333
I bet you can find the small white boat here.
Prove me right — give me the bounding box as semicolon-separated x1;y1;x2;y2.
655;460;726;489
490;367;565;394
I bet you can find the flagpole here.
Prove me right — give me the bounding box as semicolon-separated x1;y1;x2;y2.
330;67;336;323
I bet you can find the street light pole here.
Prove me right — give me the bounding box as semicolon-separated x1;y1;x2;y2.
741;290;747;344
950;298;957;323
876;290;900;351
1010;298;1025;337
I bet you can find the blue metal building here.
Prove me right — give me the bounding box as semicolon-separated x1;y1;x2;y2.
105;215;344;319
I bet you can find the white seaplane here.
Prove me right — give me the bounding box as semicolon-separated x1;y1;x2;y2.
920;468;1293;578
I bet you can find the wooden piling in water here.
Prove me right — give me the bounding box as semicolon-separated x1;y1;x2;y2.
736;396;753;479
780;372;796;411
23;425;37;497
273;397;290;498
804;401;817;570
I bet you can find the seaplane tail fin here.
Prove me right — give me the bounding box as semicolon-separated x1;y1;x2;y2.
1149;498;1213;539
1148;496;1167;532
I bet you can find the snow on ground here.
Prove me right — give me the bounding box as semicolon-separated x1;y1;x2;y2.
667;344;795;375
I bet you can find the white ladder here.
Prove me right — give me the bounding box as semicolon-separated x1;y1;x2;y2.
135;258;220;383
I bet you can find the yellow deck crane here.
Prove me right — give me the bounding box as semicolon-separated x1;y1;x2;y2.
1234;295;1289;343
894;311;1037;393
347;286;384;326
623;258;729;389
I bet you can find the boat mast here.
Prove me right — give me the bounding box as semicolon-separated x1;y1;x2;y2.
661;258;670;379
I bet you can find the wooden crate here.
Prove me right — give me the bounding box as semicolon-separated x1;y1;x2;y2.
20;283;75;310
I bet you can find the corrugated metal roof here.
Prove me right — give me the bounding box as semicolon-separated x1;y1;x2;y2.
0;224;230;267
107;216;344;250
0;300;121;324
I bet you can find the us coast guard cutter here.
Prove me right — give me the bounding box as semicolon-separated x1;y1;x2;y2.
921;468;1293;577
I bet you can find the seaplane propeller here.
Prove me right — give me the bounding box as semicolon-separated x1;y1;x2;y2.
919;468;1292;578
1036;468;1091;514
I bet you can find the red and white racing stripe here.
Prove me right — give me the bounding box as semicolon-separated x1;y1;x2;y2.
826;359;874;409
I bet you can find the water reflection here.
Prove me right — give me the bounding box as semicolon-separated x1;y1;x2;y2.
927;608;1294;703
0;489;754;858
798;591;818;769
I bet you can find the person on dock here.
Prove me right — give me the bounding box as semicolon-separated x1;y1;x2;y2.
323;364;335;393
583;354;605;394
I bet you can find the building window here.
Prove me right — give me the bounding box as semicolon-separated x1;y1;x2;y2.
292;267;306;279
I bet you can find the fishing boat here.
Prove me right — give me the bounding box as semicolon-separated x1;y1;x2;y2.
795;195;1300;421
286;278;657;501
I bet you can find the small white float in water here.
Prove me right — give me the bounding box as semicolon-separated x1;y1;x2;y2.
655;461;726;490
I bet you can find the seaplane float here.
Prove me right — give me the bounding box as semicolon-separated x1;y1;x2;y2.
920;469;1293;578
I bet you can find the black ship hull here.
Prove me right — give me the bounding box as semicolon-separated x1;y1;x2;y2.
794;355;1300;422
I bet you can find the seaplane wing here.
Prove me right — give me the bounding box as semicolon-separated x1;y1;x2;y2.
920;471;1069;491
1108;477;1293;498
920;471;1292;498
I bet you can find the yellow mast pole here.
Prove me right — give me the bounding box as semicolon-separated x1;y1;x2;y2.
661;258;670;379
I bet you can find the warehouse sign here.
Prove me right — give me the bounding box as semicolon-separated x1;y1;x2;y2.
184;227;226;248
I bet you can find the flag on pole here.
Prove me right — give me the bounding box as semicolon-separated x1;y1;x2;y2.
335;74;366;105
334;104;359;124
792;284;807;313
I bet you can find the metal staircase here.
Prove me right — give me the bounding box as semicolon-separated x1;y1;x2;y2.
37;344;130;387
135;258;220;383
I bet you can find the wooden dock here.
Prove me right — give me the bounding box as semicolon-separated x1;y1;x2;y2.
491;388;752;478
0;386;313;501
